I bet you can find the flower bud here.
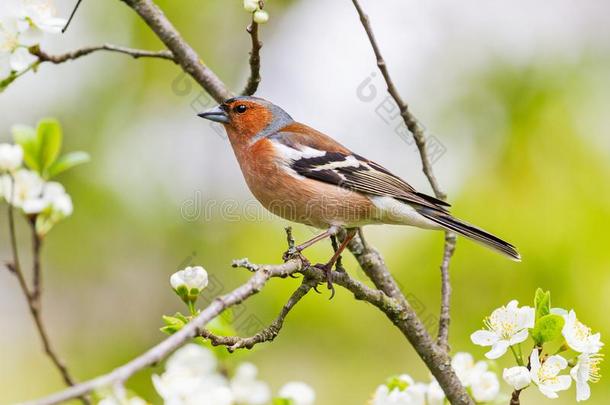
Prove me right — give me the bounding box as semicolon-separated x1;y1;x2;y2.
503;366;531;390
243;0;259;12
170;266;209;308
0;144;23;172
253;10;269;24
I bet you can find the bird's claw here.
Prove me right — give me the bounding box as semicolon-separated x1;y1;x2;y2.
313;263;336;300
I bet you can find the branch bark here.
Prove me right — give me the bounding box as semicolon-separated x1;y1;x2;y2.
5;179;88;404
348;0;458;359
120;0;233;103
32;45;175;64
17;259;303;405
200;275;314;352
241;18;262;95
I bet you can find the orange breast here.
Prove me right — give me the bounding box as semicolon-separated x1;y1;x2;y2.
230;136;379;229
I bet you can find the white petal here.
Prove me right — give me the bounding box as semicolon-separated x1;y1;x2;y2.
575;379;591;402
545;355;568;370
529;349;541;383
9;47;37;71
509;328;529;345
0;53;11;79
18;25;43;46
485;340;510;359
538;385;559;399
470;330;498;346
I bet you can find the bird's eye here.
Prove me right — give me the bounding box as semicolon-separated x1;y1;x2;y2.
234;104;247;114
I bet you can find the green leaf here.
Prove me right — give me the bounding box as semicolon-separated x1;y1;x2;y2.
36;118;63;176
12;125;39;171
531;314;565;345
46;151;90;178
160;314;187;335
534;288;551;321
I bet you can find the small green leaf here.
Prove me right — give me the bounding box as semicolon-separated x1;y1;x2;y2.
36;118;63;176
531;314;565;345
12;125;39;171
534;288;551;321
47;151;90;178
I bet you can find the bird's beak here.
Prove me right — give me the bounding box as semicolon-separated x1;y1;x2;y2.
197;105;229;124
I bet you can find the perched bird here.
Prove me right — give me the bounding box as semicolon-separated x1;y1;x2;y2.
199;96;520;291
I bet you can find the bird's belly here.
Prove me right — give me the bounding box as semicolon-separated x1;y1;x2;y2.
245;172;380;229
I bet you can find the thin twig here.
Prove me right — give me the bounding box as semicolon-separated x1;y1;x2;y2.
32;45;175;64
349;0;444;199
5;178;89;404
62;0;84;33
437;232;456;351
200;277;314;352
31;222;43;306
17;259;304;405
241;17;262;95
348;0;459;354
510;389;522;405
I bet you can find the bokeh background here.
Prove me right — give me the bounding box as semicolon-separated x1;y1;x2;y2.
1;0;609;404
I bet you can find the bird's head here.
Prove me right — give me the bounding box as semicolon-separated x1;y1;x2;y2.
198;96;293;143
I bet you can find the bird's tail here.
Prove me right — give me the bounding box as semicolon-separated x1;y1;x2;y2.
416;208;521;261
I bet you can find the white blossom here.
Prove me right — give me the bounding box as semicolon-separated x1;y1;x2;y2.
253;10;269;24
22;181;73;216
0;16;36;78
425;380;445;405
470;300;535;359
571;352;603;402
165;344;217;375
562;310;603;354
371;375;427;405
0;169;43;207
0;1;66;80
470;371;500;402
243;0;259;13
451;352;488;387
19;0;67;34
170;266;209;292
0;143;23;172
503;366;531;391
278;381;316;405
529;349;571;399
152;344;233;405
230;362;271;405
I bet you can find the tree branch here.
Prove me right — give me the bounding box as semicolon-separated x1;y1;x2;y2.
5;179;88;404
17;259;303;405
348;0;458;357
437;232;456;351
120;0;233;103
200;275;315;352
241;18;263;95
32;45;175;64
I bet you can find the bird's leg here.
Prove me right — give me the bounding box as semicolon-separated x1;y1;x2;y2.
282;225;339;261
314;229;357;299
330;234;344;272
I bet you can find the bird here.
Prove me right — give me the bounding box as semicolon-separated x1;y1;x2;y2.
198;96;520;294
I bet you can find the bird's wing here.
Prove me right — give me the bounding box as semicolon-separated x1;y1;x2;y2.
268;128;450;212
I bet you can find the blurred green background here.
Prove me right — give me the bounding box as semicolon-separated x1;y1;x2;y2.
1;0;609;404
